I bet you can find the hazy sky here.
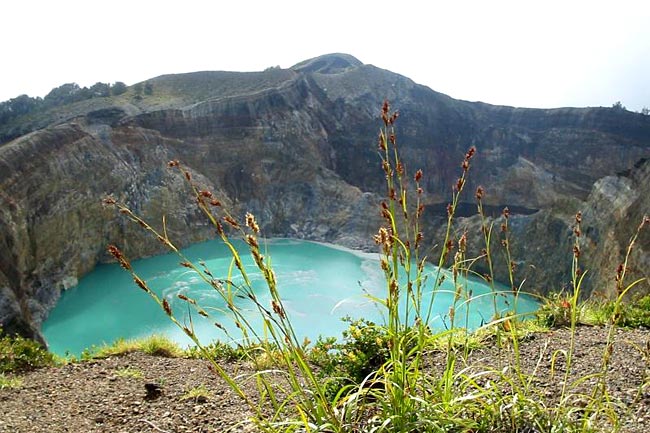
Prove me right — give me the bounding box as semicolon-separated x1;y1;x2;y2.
2;0;649;110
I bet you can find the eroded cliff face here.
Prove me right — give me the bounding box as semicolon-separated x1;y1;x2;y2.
1;53;649;342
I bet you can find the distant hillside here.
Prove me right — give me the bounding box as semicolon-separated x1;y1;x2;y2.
1;53;648;343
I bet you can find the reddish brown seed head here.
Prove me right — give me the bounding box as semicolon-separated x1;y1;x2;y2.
414;169;423;183
271;300;286;319
162;299;172;316
223;215;240;229
575;211;582;224
475;186;484;201
133;276;148;292
245;213;260;233
107;245;131;271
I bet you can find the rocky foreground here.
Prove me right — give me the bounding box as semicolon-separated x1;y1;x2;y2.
1;327;649;433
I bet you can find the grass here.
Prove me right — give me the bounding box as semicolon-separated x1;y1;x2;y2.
81;334;184;359
96;99;649;432
180;384;211;402
115;366;144;379
0;373;23;390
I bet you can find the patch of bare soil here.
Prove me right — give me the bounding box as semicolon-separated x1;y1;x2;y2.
1;327;648;432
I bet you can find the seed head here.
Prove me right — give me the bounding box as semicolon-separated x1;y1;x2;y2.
247;234;259;249
415;231;423;246
374;227;393;249
575;211;582;224
107;245;131;271
133;276;148;292
223;215;240;229
245;213;260;233
615;263;625;282
458;232;467;253
102;196;116;206
378;132;387;151
167;160;179;168
382;100;390;121
502;207;510;219
396;161;404;177
162;299;172;316
271;300;285;319
475;186;484;201
445;239;454;252
414;169;423;183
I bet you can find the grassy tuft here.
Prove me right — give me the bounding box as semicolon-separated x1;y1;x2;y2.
0;373;23;389
180;384;211;402
115;366;144;379
83;334;183;359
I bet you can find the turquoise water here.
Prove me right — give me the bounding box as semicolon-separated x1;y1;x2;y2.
42;239;538;356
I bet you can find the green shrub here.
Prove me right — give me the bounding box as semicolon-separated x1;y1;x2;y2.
609;294;650;328
0;330;54;373
312;318;389;382
184;340;247;361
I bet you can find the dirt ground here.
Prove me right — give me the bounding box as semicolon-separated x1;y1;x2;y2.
1;326;648;433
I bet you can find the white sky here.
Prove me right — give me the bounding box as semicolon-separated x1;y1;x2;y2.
1;0;649;110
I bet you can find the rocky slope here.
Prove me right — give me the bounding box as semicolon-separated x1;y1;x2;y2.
1;53;649;343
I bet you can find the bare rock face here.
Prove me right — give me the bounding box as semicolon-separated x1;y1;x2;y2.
1;53;649;342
